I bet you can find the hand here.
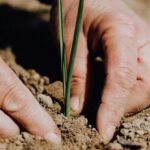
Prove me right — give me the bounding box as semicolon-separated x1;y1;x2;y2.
0;58;61;144
53;0;150;142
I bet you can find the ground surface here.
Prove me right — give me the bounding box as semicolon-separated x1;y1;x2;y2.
0;0;150;150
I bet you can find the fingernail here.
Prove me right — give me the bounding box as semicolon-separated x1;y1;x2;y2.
45;132;61;144
71;96;79;112
102;125;116;144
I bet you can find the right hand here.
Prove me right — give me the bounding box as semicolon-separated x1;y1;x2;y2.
53;0;150;142
0;58;61;144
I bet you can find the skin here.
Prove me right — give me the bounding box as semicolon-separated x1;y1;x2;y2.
0;0;150;145
0;58;61;144
52;0;150;142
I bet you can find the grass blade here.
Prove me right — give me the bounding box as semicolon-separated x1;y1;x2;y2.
58;0;67;96
65;0;84;116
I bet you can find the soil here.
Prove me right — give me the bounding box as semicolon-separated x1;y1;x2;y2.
0;0;150;150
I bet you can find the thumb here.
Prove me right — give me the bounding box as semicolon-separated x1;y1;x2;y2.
96;18;137;142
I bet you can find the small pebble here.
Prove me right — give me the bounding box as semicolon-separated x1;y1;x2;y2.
35;136;42;140
136;130;145;136
43;76;50;85
32;73;40;80
146;116;150;121
92;128;96;131
39;78;44;85
144;121;149;126
132;119;144;128
108;143;123;150
128;131;135;140
15;140;21;146
37;85;44;94
37;94;53;107
22;132;30;139
122;123;132;129
76;116;88;126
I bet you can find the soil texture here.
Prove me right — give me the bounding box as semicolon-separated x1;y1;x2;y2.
0;49;149;150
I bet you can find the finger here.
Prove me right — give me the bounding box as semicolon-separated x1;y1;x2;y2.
96;19;137;142
65;28;89;114
0;110;20;137
0;59;61;144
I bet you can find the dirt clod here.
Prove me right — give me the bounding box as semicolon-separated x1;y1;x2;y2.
45;81;64;102
37;94;53;107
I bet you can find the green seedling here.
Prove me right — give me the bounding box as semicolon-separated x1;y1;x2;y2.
58;0;84;117
58;0;67;95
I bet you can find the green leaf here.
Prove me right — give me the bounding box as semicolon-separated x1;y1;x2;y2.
58;0;67;98
64;0;84;116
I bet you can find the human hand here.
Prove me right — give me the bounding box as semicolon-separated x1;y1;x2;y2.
0;58;61;144
54;0;150;142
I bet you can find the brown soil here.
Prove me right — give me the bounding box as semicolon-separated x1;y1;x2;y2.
0;0;150;150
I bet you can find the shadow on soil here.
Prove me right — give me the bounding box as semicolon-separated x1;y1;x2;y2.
0;4;61;81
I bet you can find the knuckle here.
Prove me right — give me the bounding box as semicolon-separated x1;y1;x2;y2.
71;75;86;87
114;66;136;89
2;83;27;113
114;13;135;28
110;13;136;30
101;13;136;40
